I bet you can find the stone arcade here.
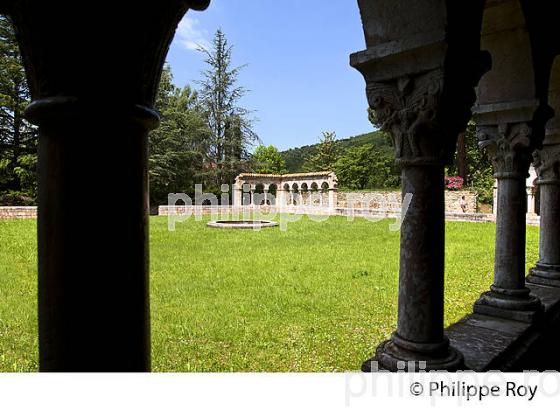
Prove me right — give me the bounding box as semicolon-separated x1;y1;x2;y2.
1;0;560;371
233;172;338;209
352;0;560;371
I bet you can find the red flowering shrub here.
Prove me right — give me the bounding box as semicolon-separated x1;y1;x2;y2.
445;176;464;190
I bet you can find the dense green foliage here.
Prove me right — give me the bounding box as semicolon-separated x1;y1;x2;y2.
149;65;211;205
302;131;339;172
0;24;261;207
252;145;287;174
334;144;399;190
282;131;390;173
282;124;494;199
0;217;539;371
283;130;400;190
0;15;37;205
149;29;258;205
447;121;495;203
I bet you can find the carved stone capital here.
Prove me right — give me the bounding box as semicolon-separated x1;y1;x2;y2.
533;144;560;183
366;69;445;166
477;122;533;178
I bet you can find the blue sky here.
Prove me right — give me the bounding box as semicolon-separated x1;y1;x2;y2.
166;0;373;151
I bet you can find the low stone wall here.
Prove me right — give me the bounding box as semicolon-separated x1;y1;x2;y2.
445;191;478;213
336;191;401;211
158;205;334;217
0;206;37;219
158;205;540;226
1;204;536;226
336;190;478;213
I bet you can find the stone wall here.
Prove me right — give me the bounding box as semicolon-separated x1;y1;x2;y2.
0;206;37;219
445;191;478;213
158;205;543;226
336;190;478;213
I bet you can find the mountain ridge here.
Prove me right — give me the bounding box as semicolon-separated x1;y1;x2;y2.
280;130;391;173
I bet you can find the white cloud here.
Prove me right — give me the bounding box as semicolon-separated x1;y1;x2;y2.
176;16;211;51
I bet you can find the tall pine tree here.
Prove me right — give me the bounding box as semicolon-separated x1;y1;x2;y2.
197;29;258;188
0;15;37;204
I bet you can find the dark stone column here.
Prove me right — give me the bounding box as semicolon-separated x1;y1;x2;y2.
396;164;445;351
351;0;489;372
527;59;560;288
360;70;463;371
527;143;560;287
4;0;210;371
31;99;155;372
474;123;542;322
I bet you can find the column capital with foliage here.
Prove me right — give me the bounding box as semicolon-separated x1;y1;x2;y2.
533;143;560;184
366;69;446;166
477;122;535;179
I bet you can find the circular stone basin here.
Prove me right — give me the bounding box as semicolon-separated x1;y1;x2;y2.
207;220;279;229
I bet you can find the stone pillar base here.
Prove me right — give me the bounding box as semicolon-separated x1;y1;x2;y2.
362;333;463;372
474;286;543;323
527;264;560;287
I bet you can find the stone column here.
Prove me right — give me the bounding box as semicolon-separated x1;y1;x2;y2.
493;181;498;215
233;187;243;207
328;187;337;210
4;0;211;371
467;0;553;323
474;123;542;322
277;188;285;210
359;69;466;371
241;183;250;207
527;144;560;287
527;186;536;215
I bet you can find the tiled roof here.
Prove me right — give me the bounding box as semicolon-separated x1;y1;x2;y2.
237;171;334;179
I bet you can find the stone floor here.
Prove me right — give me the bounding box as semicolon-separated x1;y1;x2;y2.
448;284;560;371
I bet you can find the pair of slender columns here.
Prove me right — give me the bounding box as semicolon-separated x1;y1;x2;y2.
527;143;560;287
253;190;270;206
365;117;549;369
241;189;272;206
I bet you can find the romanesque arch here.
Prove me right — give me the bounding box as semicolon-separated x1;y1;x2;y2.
3;0;560;373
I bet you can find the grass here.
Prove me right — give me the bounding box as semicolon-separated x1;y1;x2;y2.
0;215;539;372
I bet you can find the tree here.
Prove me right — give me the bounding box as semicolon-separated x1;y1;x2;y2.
149;64;212;205
333;145;371;190
447;121;495;204
252;145;287;174
303;131;339;172
334;144;399;190
0;15;37;204
197;29;258;189
456;132;467;183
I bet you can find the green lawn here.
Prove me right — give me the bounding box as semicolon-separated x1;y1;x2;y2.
0;216;539;372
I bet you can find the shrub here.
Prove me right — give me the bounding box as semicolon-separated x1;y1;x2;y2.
445;176;464;190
